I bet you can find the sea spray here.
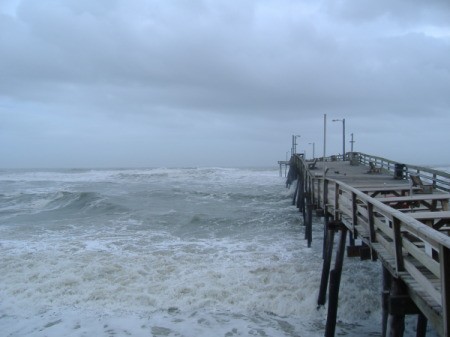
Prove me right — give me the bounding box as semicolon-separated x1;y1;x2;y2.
0;167;440;336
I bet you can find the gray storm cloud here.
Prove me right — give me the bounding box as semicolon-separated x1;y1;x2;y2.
1;0;450;167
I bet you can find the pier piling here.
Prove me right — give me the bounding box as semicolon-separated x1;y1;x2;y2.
283;152;450;336
318;221;336;306
325;224;347;337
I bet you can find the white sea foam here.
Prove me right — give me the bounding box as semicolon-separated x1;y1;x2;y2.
0;167;440;336
0;221;385;336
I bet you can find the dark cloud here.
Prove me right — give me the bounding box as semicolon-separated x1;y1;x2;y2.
1;0;450;167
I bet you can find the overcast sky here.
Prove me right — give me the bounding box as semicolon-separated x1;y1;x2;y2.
1;0;450;168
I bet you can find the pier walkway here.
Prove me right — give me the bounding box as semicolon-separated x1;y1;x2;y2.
285;152;450;337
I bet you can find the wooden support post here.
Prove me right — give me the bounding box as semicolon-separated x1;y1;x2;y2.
308;176;312;203
392;218;405;272
358;242;372;260
318;221;336;306
297;174;304;211
317;178;322;209
387;277;406;337
325;225;348;337
440;245;450;337
307;198;313;247
416;313;427;337
367;203;379;261
304;177;309;239
292;178;299;206
334;182;340;219
368;203;376;242
382;266;392;337
348;232;355;247
323;211;330;259
351;192;358;244
322;179;329;259
301;176;307;229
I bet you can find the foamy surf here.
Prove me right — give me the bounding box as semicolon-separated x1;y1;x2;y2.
1;167;440;336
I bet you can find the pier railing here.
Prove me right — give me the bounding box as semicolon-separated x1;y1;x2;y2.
290;153;450;336
353;152;450;192
312;152;450;192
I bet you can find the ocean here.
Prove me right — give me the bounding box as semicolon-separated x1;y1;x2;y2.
0;167;439;336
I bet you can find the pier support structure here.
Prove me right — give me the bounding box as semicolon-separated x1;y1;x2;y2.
284;152;450;336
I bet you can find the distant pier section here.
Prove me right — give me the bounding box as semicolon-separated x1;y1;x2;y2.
283;152;450;337
277;160;290;177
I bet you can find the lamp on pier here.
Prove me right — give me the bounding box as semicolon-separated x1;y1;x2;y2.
308;142;315;159
332;118;346;160
292;134;301;155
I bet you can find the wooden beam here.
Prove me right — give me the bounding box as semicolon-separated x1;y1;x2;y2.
325;226;348;337
388;277;406;337
416;313;428;337
388;295;420;315
393;218;405;272
368;203;376;243
287;152;450;336
318;223;336;306
440;245;450;337
334;182;340;220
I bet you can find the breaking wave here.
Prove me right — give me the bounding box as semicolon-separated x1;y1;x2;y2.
0;166;423;336
0;190;128;222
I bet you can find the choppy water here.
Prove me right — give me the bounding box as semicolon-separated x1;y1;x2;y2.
0;167;437;336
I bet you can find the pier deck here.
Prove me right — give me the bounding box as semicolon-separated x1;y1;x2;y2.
286;152;450;337
310;160;410;185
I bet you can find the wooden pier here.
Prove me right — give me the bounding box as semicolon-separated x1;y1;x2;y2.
285;152;450;337
278;160;290;177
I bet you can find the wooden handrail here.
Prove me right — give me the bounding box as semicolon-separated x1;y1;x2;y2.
290;152;450;336
312;152;450;192
292;153;450;248
354;152;450;192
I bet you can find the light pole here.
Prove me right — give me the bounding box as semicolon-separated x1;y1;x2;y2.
350;133;355;153
293;134;301;155
349;133;355;163
308;142;315;159
332;118;345;160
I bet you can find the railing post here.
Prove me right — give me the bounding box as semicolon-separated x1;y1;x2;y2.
368;203;376;243
392;218;405;273
350;192;357;245
317;178;322;209
334;182;340;219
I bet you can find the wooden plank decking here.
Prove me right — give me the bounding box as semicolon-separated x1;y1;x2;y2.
286;152;450;337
